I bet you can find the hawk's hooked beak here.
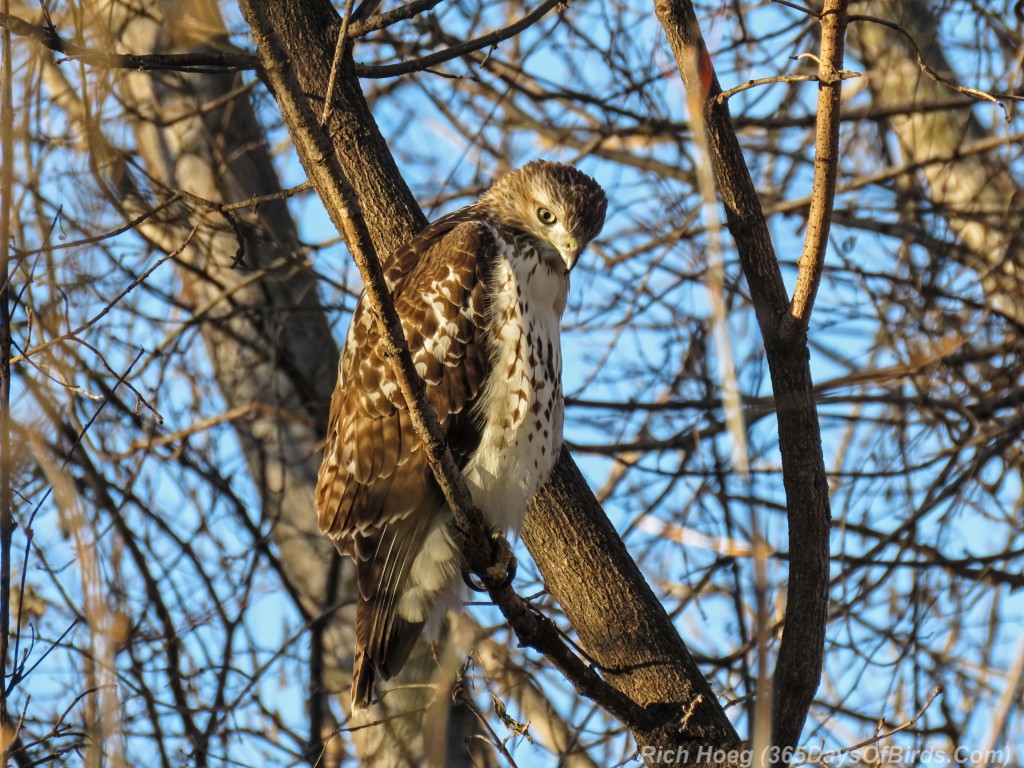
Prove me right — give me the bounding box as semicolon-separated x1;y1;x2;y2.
560;238;581;272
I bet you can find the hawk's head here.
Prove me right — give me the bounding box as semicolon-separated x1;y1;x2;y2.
481;161;607;272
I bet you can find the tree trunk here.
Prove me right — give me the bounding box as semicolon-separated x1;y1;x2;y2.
74;1;480;764
850;0;1024;322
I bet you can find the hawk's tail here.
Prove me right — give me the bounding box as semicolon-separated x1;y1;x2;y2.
351;606;424;709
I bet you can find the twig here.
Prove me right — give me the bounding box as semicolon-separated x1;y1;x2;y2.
353;0;563;79
108;404;298;458
789;685;943;766
320;0;356;125
786;0;849;336
0;12;257;72
347;0;445;38
770;0;817;16
1;0;16;745
849;14;1009;122
717;73;823;104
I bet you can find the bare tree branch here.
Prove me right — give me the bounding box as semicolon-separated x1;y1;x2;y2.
0;11;257;72
787;0;849;332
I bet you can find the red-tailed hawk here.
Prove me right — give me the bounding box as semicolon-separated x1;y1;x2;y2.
316;161;607;708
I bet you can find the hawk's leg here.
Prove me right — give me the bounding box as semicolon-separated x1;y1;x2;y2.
462;527;517;592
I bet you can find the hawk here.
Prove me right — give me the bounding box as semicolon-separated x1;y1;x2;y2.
316;161;607;709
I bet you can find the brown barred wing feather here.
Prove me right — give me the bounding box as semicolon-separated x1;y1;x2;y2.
314;214;495;708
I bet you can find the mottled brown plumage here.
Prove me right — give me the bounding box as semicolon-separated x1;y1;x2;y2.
315;161;607;708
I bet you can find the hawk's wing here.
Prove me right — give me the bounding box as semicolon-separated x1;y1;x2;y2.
315;212;495;705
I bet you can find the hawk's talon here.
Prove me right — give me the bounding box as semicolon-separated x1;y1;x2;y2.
461;529;518;592
493;555;517;589
462;568;489;593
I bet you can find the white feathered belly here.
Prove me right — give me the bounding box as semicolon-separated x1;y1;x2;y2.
463;367;562;529
463;267;565;530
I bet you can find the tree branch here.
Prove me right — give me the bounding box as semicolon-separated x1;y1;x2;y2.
347;0;445;38
787;0;849;334
352;0;562;79
0;12;257;72
0;0;15;746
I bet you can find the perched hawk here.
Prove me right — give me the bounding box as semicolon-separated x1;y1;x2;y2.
316;161;607;708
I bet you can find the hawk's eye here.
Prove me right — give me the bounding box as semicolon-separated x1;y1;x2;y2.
536;207;557;225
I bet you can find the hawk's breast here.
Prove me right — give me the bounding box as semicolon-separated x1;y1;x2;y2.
463;228;567;530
